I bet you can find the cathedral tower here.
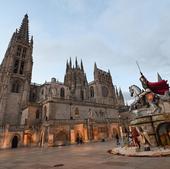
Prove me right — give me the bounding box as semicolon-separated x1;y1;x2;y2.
0;14;33;125
92;63;117;105
64;58;89;100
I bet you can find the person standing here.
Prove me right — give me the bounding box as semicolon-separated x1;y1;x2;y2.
115;134;120;145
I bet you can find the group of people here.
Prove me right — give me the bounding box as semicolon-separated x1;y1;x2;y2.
76;133;83;144
115;133;131;146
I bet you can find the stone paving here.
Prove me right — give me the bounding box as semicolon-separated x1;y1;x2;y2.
0;141;170;169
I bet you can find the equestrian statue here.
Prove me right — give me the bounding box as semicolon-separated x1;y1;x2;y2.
129;62;170;114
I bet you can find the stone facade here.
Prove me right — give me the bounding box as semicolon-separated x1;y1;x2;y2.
0;15;125;149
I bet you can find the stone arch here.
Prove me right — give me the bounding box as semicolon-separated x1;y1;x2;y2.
11;134;20;148
23;132;32;146
75;130;83;143
27;133;32;146
156;122;170;146
55;130;68;146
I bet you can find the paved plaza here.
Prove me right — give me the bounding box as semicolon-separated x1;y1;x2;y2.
0;141;170;169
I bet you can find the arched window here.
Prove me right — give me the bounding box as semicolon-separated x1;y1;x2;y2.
30;91;36;102
11;81;20;93
60;87;65;98
13;59;19;73
16;46;22;56
90;86;94;97
22;48;27;58
19;61;24;74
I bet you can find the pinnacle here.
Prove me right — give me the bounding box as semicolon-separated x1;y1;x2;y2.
17;14;29;42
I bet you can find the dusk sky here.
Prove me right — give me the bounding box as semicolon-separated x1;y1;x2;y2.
1;0;170;103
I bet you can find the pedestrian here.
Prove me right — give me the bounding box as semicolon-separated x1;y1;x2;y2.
80;137;83;144
115;134;120;145
76;133;80;144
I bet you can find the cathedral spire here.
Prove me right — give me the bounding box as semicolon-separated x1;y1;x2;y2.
66;59;69;72
30;36;33;46
94;62;97;73
81;59;84;72
108;69;110;75
118;88;124;105
115;86;118;98
69;57;72;68
119;88;123;97
75;57;78;68
17;14;29;42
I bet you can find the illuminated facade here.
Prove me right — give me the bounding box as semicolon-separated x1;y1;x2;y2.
0;15;125;149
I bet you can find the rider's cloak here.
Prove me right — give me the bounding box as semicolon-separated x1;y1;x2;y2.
141;74;169;95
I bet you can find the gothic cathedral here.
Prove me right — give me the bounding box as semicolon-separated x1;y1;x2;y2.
0;15;124;149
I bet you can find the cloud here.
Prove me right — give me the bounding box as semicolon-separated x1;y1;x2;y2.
2;0;170;93
32;0;170;91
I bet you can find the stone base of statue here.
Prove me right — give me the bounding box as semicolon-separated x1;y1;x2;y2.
109;146;170;157
130;108;170;147
108;109;170;157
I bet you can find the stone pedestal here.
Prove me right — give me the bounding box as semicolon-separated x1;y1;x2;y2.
130;113;170;146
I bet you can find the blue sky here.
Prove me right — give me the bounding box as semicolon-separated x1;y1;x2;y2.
1;0;170;102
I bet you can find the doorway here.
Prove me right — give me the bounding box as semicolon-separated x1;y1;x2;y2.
157;122;170;146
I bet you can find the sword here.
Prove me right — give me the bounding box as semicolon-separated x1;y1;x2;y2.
136;61;142;75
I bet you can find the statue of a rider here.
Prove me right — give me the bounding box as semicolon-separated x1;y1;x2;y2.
139;72;169;98
129;62;169;113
